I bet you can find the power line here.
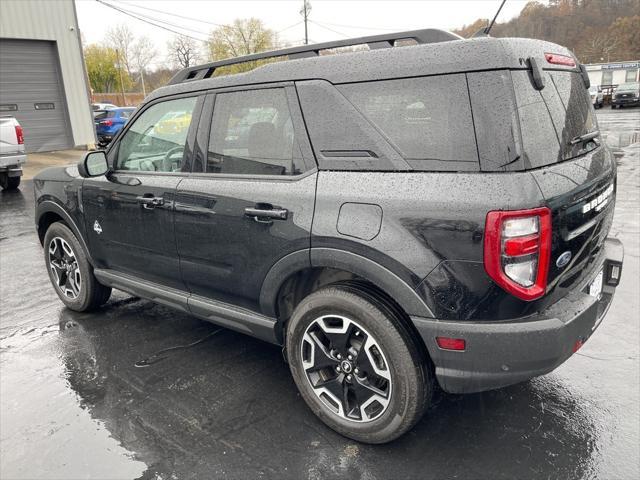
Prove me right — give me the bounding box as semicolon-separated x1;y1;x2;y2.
311;20;407;32
113;1;304;40
308;20;350;38
276;21;303;34
95;0;209;42
110;2;213;37
115;0;225;27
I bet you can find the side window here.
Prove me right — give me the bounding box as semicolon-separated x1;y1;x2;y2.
338;75;478;168
207;88;304;176
117;97;197;172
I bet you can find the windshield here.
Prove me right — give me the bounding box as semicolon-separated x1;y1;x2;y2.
616;82;639;92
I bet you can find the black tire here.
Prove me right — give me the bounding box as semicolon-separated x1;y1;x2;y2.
0;174;20;190
43;222;111;311
286;283;432;444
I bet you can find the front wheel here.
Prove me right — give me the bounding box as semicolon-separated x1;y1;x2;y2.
44;222;111;311
286;284;432;443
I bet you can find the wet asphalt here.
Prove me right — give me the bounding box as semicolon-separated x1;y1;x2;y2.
1;109;639;480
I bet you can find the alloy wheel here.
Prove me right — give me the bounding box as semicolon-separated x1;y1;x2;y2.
300;314;392;422
48;237;81;300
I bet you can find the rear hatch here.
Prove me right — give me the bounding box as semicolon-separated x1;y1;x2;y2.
512;65;616;304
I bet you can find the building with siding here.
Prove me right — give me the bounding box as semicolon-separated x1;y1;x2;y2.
585;61;640;89
0;0;95;152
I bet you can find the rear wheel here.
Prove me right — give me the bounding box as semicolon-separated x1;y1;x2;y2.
44;222;111;311
0;174;20;190
286;283;432;443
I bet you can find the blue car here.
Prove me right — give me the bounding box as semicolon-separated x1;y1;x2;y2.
94;107;136;146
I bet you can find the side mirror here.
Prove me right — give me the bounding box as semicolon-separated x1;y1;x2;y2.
78;150;109;178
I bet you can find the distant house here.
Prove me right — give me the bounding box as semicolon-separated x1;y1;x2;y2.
585;61;640;89
0;0;95;152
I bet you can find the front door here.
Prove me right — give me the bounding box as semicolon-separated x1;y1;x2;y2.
174;87;317;312
83;95;201;290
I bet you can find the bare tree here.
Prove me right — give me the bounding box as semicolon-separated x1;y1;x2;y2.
106;24;135;75
131;36;157;95
581;34;619;63
167;35;200;69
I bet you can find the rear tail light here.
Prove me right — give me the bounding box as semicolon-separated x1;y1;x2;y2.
100;119;113;126
484;207;552;301
436;337;466;351
15;125;24;144
544;52;576;67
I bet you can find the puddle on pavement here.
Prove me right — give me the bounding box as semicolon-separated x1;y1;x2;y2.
0;313;147;480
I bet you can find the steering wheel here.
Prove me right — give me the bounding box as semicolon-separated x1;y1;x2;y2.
140;159;157;171
162;146;184;172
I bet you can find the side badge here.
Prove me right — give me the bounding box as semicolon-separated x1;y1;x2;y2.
93;220;103;235
556;251;572;268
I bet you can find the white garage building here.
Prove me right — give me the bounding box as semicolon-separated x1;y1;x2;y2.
0;0;95;152
585;61;640;89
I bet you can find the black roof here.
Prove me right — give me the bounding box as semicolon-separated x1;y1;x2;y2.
146;33;574;103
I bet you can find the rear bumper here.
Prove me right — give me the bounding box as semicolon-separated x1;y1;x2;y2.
413;237;624;394
96;134;113;144
0;153;27;172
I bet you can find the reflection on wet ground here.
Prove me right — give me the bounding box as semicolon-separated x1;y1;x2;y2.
1;110;639;479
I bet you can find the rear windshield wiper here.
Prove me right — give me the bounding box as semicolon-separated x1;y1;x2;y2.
570;130;600;145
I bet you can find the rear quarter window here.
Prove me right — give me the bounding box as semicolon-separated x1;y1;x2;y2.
338;75;478;170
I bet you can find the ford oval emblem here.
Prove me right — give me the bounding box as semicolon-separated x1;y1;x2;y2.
556;251;572;268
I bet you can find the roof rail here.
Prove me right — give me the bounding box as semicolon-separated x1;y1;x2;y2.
168;28;462;85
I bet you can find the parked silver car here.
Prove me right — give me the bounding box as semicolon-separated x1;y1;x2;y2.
589;85;604;109
0;115;26;190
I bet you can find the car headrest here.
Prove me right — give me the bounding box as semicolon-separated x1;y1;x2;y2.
248;122;278;160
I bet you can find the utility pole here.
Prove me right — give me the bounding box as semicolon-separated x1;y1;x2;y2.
300;0;311;45
116;48;126;106
140;69;146;97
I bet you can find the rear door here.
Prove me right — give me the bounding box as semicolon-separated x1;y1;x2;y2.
512;68;616;301
174;86;317;312
83;95;203;290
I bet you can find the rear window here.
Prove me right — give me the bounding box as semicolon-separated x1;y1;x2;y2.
338;75;478;169
512;70;598;169
94;111;115;120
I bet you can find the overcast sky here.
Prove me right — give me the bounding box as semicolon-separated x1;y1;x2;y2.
76;0;535;68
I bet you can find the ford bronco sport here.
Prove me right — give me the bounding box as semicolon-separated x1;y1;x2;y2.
35;29;624;443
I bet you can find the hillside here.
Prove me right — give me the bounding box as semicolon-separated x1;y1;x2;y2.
454;0;640;63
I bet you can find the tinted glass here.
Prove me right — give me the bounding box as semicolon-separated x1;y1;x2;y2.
467;70;522;171
512;71;597;169
207;88;303;175
338;75;478;166
117;96;197;172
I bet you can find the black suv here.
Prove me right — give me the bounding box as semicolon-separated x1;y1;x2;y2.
35;29;624;443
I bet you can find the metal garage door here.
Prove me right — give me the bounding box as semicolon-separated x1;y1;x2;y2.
0;39;73;152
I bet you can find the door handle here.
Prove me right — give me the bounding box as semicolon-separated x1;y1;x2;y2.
136;194;164;209
244;206;288;222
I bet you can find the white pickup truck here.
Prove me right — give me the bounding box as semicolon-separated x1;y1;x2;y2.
0;116;26;190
